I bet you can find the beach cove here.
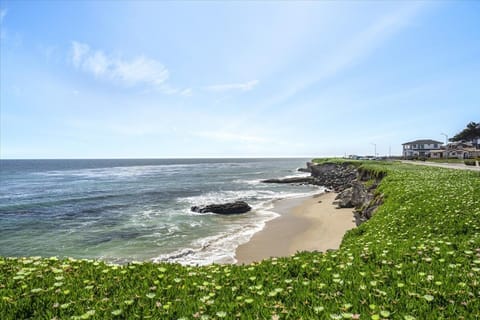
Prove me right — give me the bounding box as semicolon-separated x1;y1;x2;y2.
234;159;381;264
236;191;356;264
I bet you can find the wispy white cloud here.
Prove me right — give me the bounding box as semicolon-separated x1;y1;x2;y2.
205;80;259;92
71;42;90;68
70;41;170;91
0;8;23;46
114;56;169;86
0;8;7;23
0;8;7;40
319;3;426;78
255;3;429;112
180;88;193;97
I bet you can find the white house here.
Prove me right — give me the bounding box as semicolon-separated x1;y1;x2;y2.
429;149;445;159
452;142;480;159
402;139;443;159
428;141;480;159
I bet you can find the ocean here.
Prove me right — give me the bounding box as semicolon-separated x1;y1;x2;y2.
0;158;321;265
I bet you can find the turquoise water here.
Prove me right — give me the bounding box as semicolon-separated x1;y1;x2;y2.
0;158;320;264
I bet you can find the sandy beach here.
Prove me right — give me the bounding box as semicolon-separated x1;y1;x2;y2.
235;192;356;264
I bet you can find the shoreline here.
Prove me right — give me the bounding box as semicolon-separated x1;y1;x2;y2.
235;191;356;264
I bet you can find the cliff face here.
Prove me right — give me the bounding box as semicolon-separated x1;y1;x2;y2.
307;162;384;226
307;162;357;192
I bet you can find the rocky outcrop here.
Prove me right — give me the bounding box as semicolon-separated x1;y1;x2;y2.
334;180;370;208
191;201;251;215
262;162;357;191
261;162;356;191
308;162;357;192
354;195;383;225
261;176;315;184
262;161;385;225
331;166;385;226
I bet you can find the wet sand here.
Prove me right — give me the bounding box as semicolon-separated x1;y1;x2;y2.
235;192;356;264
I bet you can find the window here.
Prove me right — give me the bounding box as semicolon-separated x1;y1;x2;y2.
434;144;438;148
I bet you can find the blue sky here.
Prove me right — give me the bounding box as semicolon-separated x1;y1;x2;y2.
1;1;479;159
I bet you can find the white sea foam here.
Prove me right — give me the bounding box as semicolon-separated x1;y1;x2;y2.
233;178;263;185
178;188;323;208
178;190;259;206
152;208;279;265
34;164;198;179
277;172;312;179
155;187;325;265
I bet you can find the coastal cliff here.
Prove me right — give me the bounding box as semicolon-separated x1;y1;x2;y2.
307;161;385;225
262;161;357;191
263;161;384;225
307;161;357;191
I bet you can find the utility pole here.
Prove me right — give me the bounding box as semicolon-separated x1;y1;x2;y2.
441;133;448;159
440;133;448;145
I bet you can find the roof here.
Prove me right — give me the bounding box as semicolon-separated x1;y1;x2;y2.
402;139;443;145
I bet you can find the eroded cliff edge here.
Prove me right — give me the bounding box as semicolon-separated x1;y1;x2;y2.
264;161;386;225
309;161;385;226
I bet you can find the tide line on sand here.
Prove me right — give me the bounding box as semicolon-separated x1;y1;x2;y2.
235;192;356;264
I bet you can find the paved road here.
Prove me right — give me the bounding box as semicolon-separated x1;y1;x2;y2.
401;160;480;171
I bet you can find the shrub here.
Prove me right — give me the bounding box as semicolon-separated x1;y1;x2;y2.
464;159;476;166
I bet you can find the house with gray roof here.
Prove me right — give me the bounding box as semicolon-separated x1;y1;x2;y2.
430;141;480;159
402;139;443;159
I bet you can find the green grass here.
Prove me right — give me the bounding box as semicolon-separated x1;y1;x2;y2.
1;162;480;319
311;158;362;166
311;157;343;164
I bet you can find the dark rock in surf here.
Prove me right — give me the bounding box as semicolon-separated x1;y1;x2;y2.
191;201;251;215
